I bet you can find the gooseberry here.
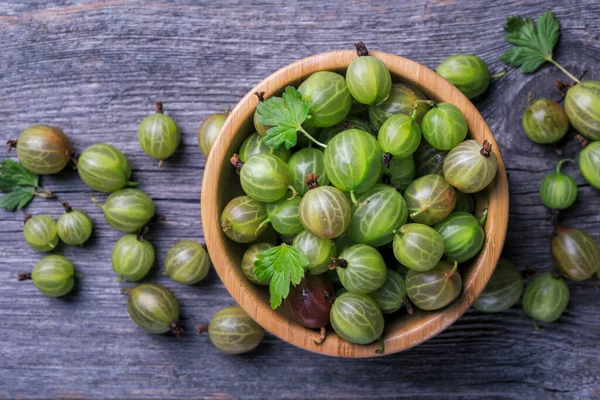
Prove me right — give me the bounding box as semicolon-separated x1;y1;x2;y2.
93;188;155;233
473;258;523;313
443;139;498;193
111;233;155;282
165;240;211;285
292;230;336;275
522;272;569;323
405;261;462;311
579;141;600;190
18;255;75;297
564;80;600;141
298;177;351;239
262;193;303;236
288;148;329;196
319;117;374;144
241;242;273;285
453;189;475;214
539;159;577;210
56;201;93;246
346;42;392;105
414;141;447;177
378;113;422;161
392;223;444;272
368;83;430;130
253;93;281;136
330;292;384;344
551;226;600;281
369;270;406;314
78;143;137;193
382;155;416;191
434;211;485;263
404;174;456;225
421;102;468;151
522;98;569;144
125;283;182;336
198;107;229;157
23;214;59;252
298;71;352;127
330;244;387;294
238;132;291;163
436;54;491;99
238;153;291;203
138;101;181;167
199;306;264;354
10;125;74;175
221;195;268;243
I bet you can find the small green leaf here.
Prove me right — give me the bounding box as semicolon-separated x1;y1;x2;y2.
253;243;308;309
0;187;35;211
0;159;39;188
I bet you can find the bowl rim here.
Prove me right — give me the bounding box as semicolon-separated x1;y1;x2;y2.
201;49;509;358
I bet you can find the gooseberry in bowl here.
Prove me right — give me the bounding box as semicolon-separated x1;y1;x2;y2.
330;292;384;345
369;270;406;314
368;83;430;130
414;141;447;177
288;148;329;196
298;177;351;239
329;244;387;294
443;139;498;193
292;230;336;275
346;42;392;105
392;223;444;272
238;153;291;203
238;132;291;163
405;261;462;311
421;102;468;151
298;71;353;128
404;174;456;225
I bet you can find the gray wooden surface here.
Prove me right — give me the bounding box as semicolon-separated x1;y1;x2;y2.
1;1;600;399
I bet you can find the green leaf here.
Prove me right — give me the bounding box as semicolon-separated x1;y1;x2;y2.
0;186;35;211
500;11;559;73
256;87;310;150
0;159;39;190
253;243;308;309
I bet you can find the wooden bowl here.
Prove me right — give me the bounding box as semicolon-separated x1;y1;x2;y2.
201;50;509;357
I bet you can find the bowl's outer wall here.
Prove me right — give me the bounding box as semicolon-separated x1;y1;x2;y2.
201;50;509;358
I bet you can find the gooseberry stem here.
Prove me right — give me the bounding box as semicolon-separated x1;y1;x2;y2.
254;91;266;103
91;195;103;209
413;99;436;108
286;185;298;200
255;218;270;236
137;226;149;242
555;159;574;174
158;160;164;168
155;101;164;114
60;201;72;213
350;191;369;207
533;320;544;332
392;229;404;238
127;180;139;187
382;152;393;168
230;154;244;175
314;326;327;345
547;58;581;85
575;134;589;148
354;41;369;57
120;288;132;295
170;322;183;338
298;126;327;149
196;323;209;335
305;173;320;190
402;297;413;315
480;140;493;158
6;140;17;152
375;336;384;354
17;273;32;281
490;70;506;79
33;188;54;199
328;258;347;270
478;207;489;226
445;261;459;279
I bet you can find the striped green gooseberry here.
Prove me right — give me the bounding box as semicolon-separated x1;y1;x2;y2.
368;83;430;130
443;139;498;193
473;258;523;313
261;193;303;236
421;101;468;151
346;42;392;105
579;141;600;190
382;155;416;191
405;261;462;311
330;292;384;345
293;230;336;275
369;270;406;314
551;226;600;281
198;306;265;354
298;71;352;128
434;211;486;263
93;189;155;233
329;244;387;294
18;255;75;297
378;113;422;161
111;233;155;282
221;195;268;243
165;240;211;285
125;283;182;336
319;117;375;145
539;159;578;210
522;98;569;144
9;125;74;175
138;102;181;167
288;148;329;196
324;129;382;204
347;184;408;247
241;242;273;285
564;80;600;141
236;153;291;203
414;141;447;177
392;223;444;272
298;177;351;239
436;54;491;99
23;214;59;252
522;272;569;324
56;202;93;246
238;132;291;163
404;174;456;225
453;189;475;214
198;107;229;157
77;143;137;193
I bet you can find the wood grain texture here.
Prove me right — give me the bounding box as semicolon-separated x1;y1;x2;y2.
0;0;599;398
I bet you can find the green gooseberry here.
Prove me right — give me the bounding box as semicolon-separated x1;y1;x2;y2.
473;258;523;313
319;117;375;144
436;54;490;99
405;261;462;311
78;143;138;193
238;132;291;163
330;244;387;294
298;182;351;239
382;155;416;191
579;141;600;190
12;125;74;175
23;214;59;252
392;223;444;272
564;80;600;141
404;174;456;225
241;242;273;285
288;148;329;196
334;233;355;254
539;159;578;210
56;202;93;246
347;184;408;247
369;270;406;314
346;42;392;105
434;211;485;263
414;141;447;177
421;102;468;151
293;230;336;275
378;113;422;159
165;240;211;285
202;306;265;354
125;283;182;336
330;292;384;345
111;234;155;282
324;129;382;204
198;107;229;157
262;193;303;236
368;83;430;130
551;226;600;281
18;255;75;297
522;98;569;144
298;71;352;128
522;273;569;323
254;93;282;136
453;189;475;214
93;189;155;233
138;101;181;167
221;195;268;243
443;139;498;193
239;153;291;203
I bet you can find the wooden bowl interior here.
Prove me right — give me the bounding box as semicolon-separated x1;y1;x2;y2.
201;50;509;357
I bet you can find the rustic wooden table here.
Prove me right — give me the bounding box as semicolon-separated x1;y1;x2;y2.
1;1;599;399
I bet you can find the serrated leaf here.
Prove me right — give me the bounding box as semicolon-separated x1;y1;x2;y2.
0;159;39;189
0;187;34;211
